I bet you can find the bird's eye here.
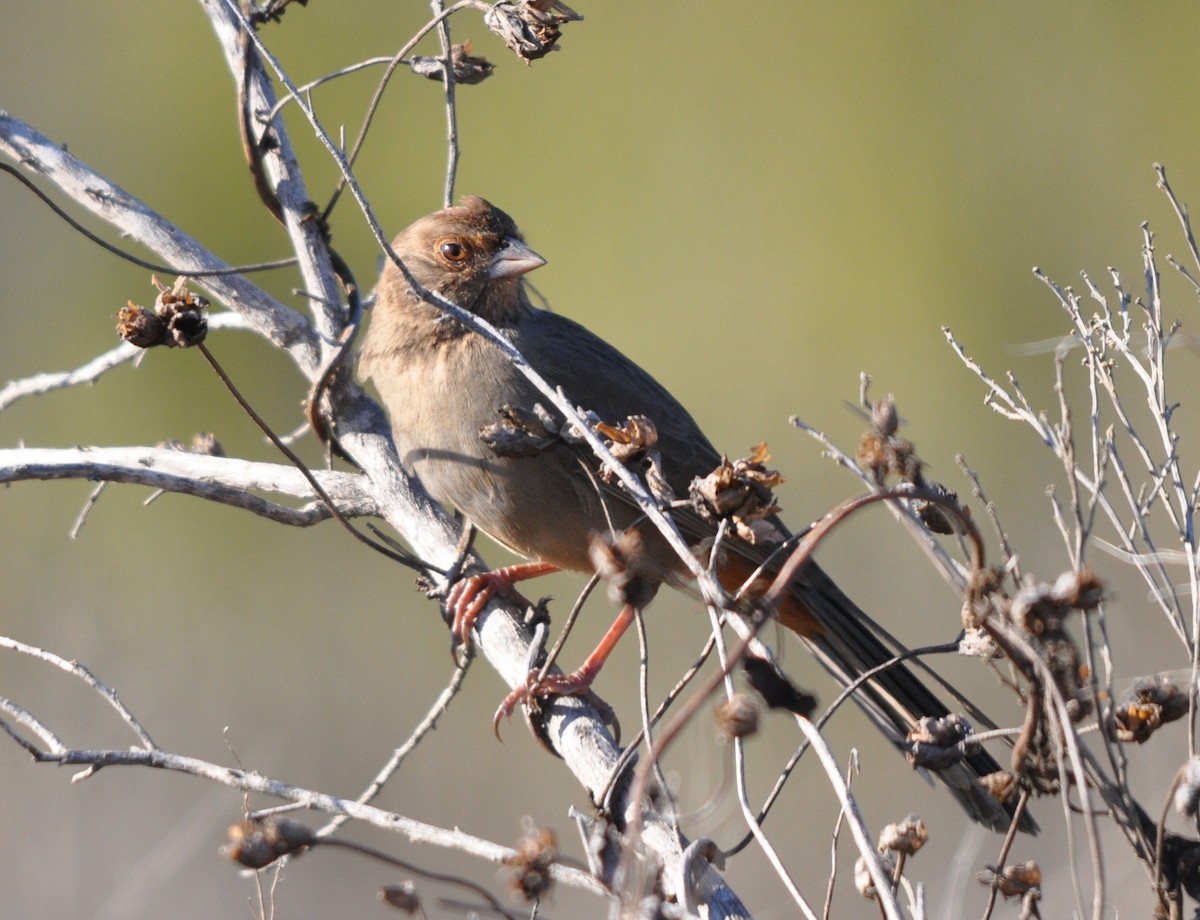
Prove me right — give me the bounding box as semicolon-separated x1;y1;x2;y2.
438;240;468;262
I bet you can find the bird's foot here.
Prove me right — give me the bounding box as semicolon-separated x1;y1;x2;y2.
445;561;560;656
493;603;637;737
493;667;601;739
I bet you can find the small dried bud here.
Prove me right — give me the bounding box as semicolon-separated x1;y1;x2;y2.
379;881;422;913
978;771;1018;805
223;818;314;869
912;479;961;535
484;0;582;63
118;276;209;349
715;694;760;741
878;814;927;856
1049;566;1104;610
589;530;655;610
504;823;557;902
977;860;1041;899
410;41;496;85
689;444;786;545
907;714;975;769
856;430;888;484
854;852;896;900
871;394;899;439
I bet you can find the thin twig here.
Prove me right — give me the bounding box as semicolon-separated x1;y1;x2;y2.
11;738;604;895
430;0;460;207
313;665;469;838
197;341;434;574
0;163;298;278
0;636;156;749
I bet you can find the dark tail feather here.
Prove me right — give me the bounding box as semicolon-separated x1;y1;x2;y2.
783;563;1038;834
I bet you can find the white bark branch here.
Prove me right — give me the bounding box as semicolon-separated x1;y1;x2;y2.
0;112;319;371
21;741;605;898
0;447;376;526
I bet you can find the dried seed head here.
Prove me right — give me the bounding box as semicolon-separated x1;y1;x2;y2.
977;860;1041;899
222;818;314;869
978;770;1019;805
854;852;896;900
504;823;557;902
379;881;422;914
596;414;658;456
410;41;496;85
689;444;786;546
878;814;927;856
958;627;1002;659
906;714;975;769
118;276;209;349
1111;675;1190;744
484;0;582;63
116;302;166;348
595;414;662;486
588;530;655;610
715;693;760;741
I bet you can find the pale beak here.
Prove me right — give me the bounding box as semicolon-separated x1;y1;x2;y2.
489;237;546;279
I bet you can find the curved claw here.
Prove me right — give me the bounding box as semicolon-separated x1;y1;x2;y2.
446;573;500;651
493;680;532;740
444;562;561;659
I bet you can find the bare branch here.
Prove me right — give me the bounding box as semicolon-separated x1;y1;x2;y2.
1;637;157;749
0;312;250;413
0;113;319;369
0;447;376;526
18;739;605;898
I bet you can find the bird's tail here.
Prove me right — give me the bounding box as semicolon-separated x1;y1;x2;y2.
767;560;1037;834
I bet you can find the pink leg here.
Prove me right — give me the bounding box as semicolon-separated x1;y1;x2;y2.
494;603;637;736
447;561;559;648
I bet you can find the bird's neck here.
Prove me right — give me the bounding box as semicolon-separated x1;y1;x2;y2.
470;278;534;326
367;276;535;362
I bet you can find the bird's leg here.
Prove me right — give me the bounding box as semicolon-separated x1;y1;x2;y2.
446;561;560;649
493;602;637;735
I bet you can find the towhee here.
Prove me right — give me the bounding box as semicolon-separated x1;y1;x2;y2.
360;195;1029;832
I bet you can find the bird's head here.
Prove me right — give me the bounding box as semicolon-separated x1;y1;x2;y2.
382;195;546;323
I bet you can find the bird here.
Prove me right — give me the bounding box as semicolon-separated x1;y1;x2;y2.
359;194;1029;833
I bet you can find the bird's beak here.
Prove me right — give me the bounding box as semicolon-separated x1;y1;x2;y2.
489;237;546;279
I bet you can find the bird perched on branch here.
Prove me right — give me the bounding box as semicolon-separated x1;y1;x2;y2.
359;195;1031;833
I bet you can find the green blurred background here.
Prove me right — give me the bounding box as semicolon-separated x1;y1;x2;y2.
4;3;1200;917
